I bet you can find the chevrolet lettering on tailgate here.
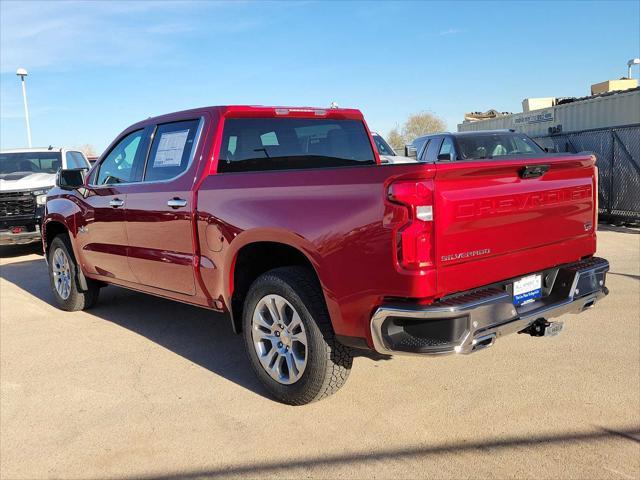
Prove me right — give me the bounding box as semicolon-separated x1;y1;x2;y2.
454;185;592;219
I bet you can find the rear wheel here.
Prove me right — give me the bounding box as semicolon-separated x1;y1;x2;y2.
242;266;352;405
48;235;99;311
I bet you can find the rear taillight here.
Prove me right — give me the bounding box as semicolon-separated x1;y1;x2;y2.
387;180;434;270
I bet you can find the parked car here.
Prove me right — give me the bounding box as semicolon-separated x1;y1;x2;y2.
371;132;415;164
405;129;549;162
0;147;90;245
43;106;609;404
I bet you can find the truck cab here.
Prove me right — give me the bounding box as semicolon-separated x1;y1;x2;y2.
0;147;90;245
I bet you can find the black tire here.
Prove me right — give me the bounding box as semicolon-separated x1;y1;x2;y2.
48;234;99;311
242;266;352;405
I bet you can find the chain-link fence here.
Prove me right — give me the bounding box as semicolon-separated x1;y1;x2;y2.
534;125;640;223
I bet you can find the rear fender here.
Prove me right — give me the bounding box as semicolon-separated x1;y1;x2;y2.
223;228;335;332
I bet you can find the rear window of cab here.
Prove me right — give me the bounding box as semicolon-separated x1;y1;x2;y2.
218;117;375;173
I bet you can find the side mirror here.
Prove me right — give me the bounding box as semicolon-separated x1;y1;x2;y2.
437;153;452;161
404;145;417;159
57;168;86;190
543;146;558;153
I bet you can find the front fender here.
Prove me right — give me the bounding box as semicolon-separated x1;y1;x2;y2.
43;190;82;257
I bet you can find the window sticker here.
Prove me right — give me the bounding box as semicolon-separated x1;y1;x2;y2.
153;130;189;167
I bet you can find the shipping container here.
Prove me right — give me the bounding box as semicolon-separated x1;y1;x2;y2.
458;88;640;136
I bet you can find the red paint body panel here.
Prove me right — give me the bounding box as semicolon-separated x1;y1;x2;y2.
433;156;597;297
43;105;599;349
196;163;438;340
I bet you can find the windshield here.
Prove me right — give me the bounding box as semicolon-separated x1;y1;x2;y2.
0;152;62;176
455;134;544;160
218;118;375;173
372;134;396;156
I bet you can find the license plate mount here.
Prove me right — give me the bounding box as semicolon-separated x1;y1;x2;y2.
544;322;564;337
513;274;542;305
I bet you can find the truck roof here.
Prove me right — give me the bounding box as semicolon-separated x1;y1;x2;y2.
128;105;366;131
414;129;517;142
0;147;66;154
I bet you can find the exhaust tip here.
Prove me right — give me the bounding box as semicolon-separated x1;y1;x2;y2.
471;334;496;352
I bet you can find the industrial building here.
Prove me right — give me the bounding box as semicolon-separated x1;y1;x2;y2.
458;72;640;223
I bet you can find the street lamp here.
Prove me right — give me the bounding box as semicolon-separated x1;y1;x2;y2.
16;67;32;147
628;58;640;79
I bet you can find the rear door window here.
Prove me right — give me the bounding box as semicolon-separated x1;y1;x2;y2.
143;120;200;182
417;140;430;161
218;117;375;173
438;137;455;160
424;137;443;162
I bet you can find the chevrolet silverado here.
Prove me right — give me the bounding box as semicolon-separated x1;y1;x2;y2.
42;106;609;404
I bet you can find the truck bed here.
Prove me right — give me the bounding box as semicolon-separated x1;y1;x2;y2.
195;153;598;343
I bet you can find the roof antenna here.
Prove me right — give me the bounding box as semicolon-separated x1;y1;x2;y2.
48;145;53;150
329;101;339;109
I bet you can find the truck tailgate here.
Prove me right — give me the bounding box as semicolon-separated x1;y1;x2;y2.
434;154;598;297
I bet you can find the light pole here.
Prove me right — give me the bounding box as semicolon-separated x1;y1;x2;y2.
16;67;32;147
628;58;640;79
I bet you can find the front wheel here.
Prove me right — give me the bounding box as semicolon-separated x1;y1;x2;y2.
48;234;99;311
242;266;352;405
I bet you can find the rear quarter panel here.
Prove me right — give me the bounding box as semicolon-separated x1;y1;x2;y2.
196;163;436;340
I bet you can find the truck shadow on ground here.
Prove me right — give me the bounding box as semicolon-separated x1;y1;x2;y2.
0;257;271;400
0;243;43;258
109;426;639;480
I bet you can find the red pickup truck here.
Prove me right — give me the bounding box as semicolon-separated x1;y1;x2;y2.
43;106;609;404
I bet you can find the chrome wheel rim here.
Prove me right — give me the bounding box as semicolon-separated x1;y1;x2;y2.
52;247;72;300
251;294;308;385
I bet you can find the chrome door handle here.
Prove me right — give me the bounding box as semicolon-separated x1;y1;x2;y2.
167;198;188;209
109;198;125;208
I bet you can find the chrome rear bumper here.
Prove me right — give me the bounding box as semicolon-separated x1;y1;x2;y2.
370;257;609;356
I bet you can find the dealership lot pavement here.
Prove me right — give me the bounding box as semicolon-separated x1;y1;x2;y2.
1;229;639;479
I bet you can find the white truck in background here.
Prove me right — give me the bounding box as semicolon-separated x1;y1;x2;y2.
0;147;90;245
370;132;416;164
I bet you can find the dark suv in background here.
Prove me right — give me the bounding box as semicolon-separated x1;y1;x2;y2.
405;130;546;162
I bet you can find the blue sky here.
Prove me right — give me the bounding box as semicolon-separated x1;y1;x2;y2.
1;0;638;153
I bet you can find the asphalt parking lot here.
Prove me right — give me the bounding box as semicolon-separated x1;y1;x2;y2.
1;228;638;480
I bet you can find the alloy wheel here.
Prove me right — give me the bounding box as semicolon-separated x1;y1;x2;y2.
52;247;72;300
251;294;308;385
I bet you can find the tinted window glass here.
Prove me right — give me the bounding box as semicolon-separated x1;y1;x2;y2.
438;137;455;159
417;140;430;161
0;152;61;175
66;151;88;169
144;120;199;182
413;138;428;158
96;130;144;185
372;134;395;156
455;133;544;160
424;138;442;162
218;118;375;173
